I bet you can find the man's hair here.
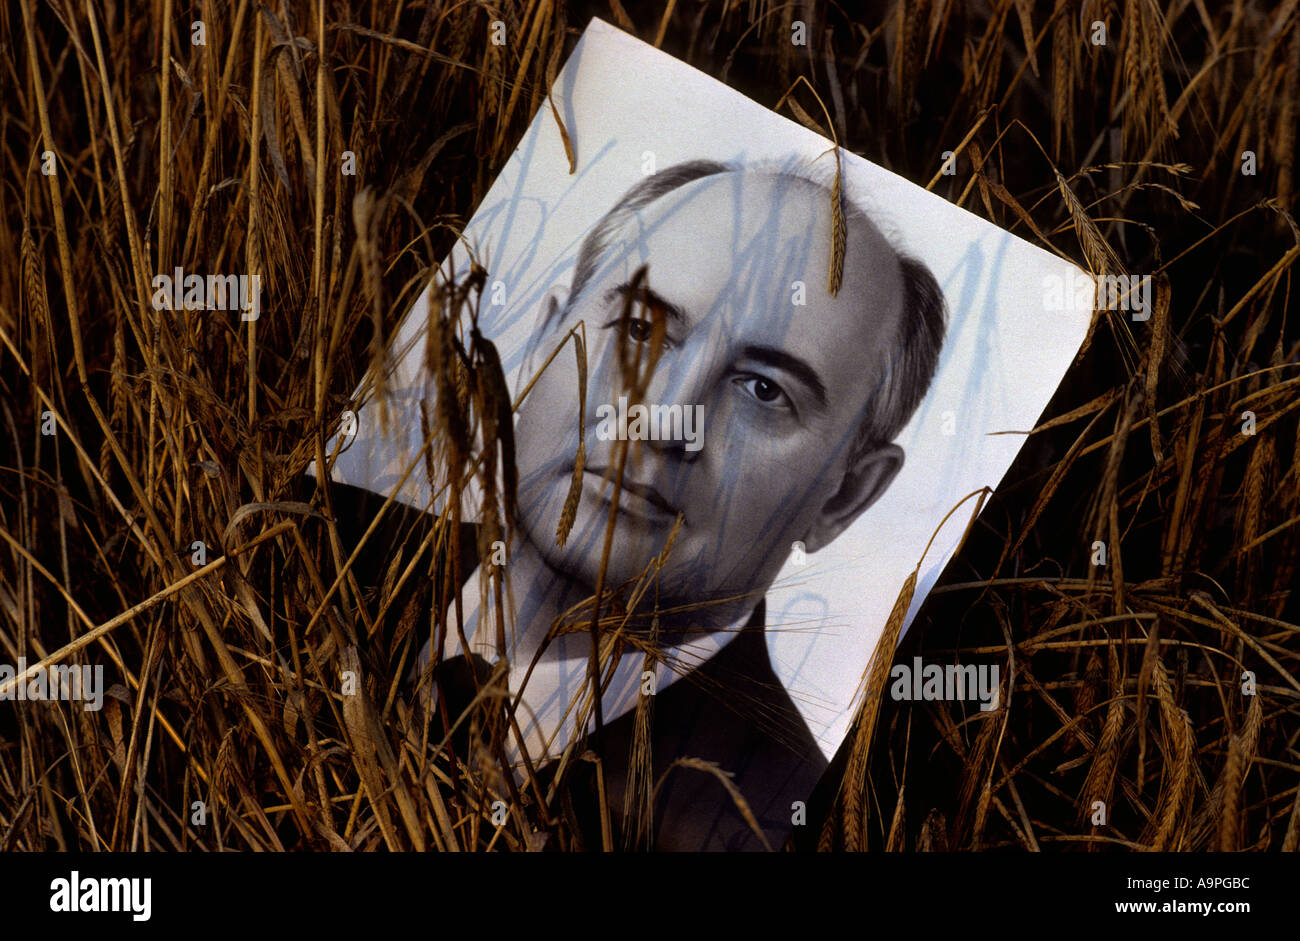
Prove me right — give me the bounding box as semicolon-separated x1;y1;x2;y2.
557;157;947;455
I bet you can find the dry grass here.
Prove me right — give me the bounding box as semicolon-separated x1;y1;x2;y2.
1;0;1297;851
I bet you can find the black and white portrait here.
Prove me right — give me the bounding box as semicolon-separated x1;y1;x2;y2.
317;19;1093;850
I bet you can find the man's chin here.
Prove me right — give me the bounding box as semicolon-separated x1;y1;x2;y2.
516;490;765;630
618;598;759;637
548;551;662;600
550;505;679;571
531;553;766;649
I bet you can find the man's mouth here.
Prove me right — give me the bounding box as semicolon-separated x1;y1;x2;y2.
583;467;682;523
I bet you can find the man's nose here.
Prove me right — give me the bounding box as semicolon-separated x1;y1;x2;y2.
638;337;715;456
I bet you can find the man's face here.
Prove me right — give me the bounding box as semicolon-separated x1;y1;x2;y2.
512;172;906;628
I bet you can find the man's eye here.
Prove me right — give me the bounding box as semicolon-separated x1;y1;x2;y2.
601;316;657;343
737;375;792;409
626;318;653;342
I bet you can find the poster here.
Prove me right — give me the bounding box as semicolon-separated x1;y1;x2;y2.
315;18;1093;850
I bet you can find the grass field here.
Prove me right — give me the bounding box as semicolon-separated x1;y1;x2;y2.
1;0;1298;851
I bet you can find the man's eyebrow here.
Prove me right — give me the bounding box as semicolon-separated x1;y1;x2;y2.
739;345;829;408
604;283;689;325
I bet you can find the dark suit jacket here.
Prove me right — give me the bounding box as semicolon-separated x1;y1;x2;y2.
327;481;828;850
590;603;830;850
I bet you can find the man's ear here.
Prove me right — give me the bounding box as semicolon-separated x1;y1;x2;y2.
522;283;570;373
802;444;904;554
